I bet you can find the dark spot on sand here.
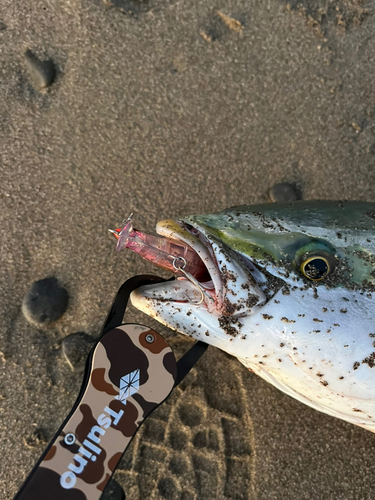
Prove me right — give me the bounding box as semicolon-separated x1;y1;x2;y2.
24;50;56;89
269;183;298;203
353;361;360;370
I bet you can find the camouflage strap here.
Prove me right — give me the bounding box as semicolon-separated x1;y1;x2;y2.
100;275;208;388
14;275;207;500
15;324;177;500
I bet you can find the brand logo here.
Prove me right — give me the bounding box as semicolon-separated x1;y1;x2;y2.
116;369;140;405
60;369;140;490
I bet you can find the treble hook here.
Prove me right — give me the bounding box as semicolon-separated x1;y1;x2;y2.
170;256;214;305
108;213;134;237
122;213;134;224
108;228;120;236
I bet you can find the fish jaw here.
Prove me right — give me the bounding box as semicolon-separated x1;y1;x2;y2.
149;219;268;317
131;283;238;347
130;215;288;348
130;218;273;347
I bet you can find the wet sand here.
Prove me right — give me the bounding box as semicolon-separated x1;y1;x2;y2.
1;0;375;498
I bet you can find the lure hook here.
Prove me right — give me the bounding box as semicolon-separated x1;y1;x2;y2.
170;255;214;305
122;213;134;224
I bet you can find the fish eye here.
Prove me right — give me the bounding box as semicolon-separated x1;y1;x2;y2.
294;243;337;282
300;255;331;281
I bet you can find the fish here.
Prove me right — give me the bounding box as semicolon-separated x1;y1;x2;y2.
113;201;375;432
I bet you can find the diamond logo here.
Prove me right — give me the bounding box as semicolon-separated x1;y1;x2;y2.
116;369;140;405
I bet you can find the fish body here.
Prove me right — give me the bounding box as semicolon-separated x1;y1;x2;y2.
129;201;375;432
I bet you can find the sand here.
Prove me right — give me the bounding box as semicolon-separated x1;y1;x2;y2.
1;0;375;498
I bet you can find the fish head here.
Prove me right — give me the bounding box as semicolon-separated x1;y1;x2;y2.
131;201;375;355
130;201;375;431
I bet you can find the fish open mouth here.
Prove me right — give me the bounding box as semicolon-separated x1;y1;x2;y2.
111;217;268;317
155;219;226;311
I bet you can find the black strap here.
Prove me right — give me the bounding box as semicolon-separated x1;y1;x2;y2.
174;341;208;386
101;275;169;336
102;275;208;384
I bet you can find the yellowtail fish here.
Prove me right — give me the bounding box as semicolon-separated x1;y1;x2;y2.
112;201;375;432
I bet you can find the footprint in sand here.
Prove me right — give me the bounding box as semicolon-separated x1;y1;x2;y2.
115;347;256;500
